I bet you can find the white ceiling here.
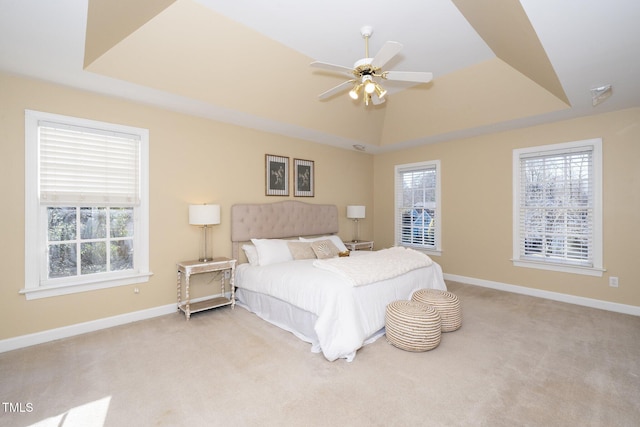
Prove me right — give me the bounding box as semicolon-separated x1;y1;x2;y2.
193;0;495;80
1;0;639;153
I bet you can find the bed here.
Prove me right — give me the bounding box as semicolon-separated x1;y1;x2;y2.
231;201;447;362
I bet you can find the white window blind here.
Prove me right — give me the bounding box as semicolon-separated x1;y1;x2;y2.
518;146;594;266
39;121;141;206
395;161;440;252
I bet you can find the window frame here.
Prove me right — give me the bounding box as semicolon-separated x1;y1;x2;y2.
23;110;151;300
512;138;603;277
394;160;442;255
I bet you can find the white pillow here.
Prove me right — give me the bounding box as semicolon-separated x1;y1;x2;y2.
242;244;259;266
300;235;347;252
250;238;294;266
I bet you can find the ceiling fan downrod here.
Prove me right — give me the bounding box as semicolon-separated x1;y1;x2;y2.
361;26;373;59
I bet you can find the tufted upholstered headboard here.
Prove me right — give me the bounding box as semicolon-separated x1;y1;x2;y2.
230;200;339;262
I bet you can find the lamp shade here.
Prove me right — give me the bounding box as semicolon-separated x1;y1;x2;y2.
347;205;366;219
189;204;220;225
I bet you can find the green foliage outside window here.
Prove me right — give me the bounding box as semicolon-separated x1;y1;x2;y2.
47;207;134;279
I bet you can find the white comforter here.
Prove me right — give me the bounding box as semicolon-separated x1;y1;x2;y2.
235;250;446;362
313;246;432;286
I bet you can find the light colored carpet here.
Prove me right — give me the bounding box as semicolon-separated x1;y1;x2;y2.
1;282;639;427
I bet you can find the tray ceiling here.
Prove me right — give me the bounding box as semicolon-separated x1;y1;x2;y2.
2;0;639;152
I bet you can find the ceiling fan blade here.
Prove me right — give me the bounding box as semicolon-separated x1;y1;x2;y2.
370;41;403;68
371;93;386;105
310;61;354;76
383;71;433;83
318;79;356;100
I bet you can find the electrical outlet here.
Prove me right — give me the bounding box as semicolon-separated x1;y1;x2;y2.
224;270;230;279
609;277;619;288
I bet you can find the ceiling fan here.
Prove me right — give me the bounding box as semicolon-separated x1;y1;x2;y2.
310;26;433;106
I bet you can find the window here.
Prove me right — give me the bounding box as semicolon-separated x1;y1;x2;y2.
395;160;441;254
513;139;603;276
24;110;150;299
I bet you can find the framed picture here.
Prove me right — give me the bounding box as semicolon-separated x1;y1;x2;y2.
265;154;289;196
294;158;314;197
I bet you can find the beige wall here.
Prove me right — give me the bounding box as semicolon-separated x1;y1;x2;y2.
2;71;637;343
374;108;640;307
0;73;373;340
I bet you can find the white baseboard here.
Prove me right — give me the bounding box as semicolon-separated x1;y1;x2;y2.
0;293;232;354
444;273;640;316
0;303;177;354
2;281;636;354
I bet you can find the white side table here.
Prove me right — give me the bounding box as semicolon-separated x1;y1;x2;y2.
344;240;374;251
177;257;236;320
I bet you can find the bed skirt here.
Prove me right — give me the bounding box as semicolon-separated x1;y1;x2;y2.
235;288;385;361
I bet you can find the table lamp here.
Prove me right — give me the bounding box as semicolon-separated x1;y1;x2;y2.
346;205;365;242
189;204;220;262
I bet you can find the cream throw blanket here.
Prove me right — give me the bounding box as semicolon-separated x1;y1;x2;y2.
313;246;433;286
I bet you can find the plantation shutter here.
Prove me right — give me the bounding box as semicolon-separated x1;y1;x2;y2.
38;121;141;206
518;146;594;266
395;163;437;247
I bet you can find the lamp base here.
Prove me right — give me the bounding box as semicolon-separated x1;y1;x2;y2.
198;225;214;263
351;218;361;243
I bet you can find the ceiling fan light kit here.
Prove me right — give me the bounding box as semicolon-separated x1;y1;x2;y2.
349;83;363;99
311;26;433;106
363;75;376;94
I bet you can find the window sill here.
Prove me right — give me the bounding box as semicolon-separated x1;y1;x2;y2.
20;271;153;300
512;259;604;277
397;243;442;257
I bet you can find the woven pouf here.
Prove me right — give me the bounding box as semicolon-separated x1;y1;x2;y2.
385;300;442;352
412;289;462;332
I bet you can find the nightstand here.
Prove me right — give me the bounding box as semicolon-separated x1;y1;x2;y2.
177;257;236;320
344;240;374;251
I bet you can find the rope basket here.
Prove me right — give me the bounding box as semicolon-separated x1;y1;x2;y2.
385;300;442;352
411;289;462;332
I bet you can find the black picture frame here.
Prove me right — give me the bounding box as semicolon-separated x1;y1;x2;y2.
294;158;314;197
265;154;289;196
